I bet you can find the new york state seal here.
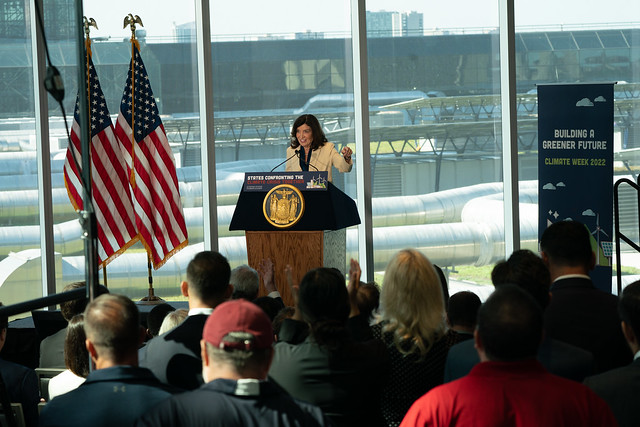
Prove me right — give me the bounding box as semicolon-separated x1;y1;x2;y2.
263;184;305;228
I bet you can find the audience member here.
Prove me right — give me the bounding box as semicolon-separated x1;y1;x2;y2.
48;314;89;400
372;249;462;427
158;309;188;335
584;279;640;427
445;249;595;382
269;260;388;427
356;281;380;324
446;291;481;340
272;306;295;341
137;299;330;426
40;294;175;426
140;250;232;390
400;285;616;427
145;303;176;340
433;264;450;310
39;281;108;368
230;265;260;301
541;220;631;372
0;302;39;427
251;297;281;322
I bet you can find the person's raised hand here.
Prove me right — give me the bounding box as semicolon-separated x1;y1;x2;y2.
258;258;276;293
341;146;353;162
347;258;361;317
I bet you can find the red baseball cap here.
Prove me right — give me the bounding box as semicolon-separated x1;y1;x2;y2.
203;299;273;350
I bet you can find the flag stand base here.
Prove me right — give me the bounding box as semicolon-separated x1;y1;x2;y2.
138;288;165;305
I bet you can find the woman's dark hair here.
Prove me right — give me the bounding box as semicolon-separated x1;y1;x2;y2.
297;268;350;352
290;114;328;151
64;314;90;378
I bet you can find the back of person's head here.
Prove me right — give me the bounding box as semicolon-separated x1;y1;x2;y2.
434;264;450;310
381;249;446;356
84;294;141;364
202;299;273;380
146;303;176;337
356;281;380;322
540;220;593;270
298;267;350;351
186;251;231;305
230;265;260;301
619;280;640;344
158;309;188;335
64;314;90;378
252;296;282;322
447;291;481;330
272;306;296;341
60;281;109;322
491;249;551;309
477;284;543;361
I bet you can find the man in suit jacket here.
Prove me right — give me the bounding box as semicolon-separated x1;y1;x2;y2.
0;303;39;427
40;294;175;427
540;220;631;373
444;249;595;383
584;279;640;427
140;251;232;390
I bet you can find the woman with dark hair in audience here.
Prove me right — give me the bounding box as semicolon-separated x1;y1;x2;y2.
269;261;388;427
372;249;463;427
48;314;90;399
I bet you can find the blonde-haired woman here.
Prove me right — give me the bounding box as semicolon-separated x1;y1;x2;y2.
372;249;462;427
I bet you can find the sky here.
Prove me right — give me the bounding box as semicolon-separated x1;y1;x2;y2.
83;0;640;41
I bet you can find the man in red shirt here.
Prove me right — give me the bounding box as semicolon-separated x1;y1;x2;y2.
401;285;616;427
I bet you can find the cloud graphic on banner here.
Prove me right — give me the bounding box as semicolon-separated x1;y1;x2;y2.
576;98;594;107
594;96;606;102
556;182;566;187
582;209;596;216
543;183;556;190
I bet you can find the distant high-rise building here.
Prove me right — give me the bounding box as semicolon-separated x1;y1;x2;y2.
173;21;196;42
366;10;401;38
402;11;424;37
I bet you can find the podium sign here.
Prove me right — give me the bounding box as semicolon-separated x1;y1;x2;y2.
243;171;329;192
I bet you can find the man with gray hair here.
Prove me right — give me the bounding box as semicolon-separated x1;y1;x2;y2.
137;299;330;426
230;265;260;301
40;294;175;426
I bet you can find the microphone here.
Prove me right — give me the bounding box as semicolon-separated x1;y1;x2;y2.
270;149;300;172
308;162;319;171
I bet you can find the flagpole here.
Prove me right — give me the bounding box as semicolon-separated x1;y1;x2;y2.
124;15;163;304
74;7;99;303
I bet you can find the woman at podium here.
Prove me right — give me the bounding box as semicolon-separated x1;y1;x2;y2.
285;114;353;182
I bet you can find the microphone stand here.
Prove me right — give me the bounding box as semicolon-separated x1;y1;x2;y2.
270;149;300;172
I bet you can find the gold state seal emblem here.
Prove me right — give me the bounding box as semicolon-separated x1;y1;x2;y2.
263;184;305;228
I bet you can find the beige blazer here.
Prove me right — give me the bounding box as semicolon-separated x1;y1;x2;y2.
285;142;352;182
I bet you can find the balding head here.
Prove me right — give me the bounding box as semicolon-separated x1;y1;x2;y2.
84;294;142;367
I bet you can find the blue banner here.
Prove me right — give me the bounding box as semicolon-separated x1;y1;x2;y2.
243;171;329;192
538;83;614;292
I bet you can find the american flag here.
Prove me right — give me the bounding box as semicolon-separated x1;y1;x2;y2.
114;44;188;269
63;55;138;267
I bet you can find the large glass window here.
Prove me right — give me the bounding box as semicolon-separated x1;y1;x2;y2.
0;0;41;308
210;1;355;282
364;1;502;298
516;1;640;292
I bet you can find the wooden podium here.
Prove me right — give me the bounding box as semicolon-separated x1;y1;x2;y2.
229;173;360;307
